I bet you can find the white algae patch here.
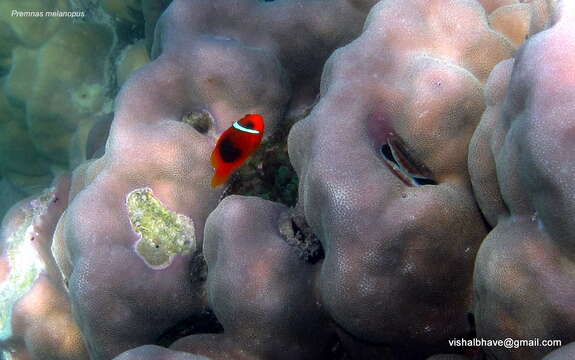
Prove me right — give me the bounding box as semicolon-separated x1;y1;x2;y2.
0;187;55;358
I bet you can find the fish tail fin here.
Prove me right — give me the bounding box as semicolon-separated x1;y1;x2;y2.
211;149;219;168
211;169;229;188
210;147;225;187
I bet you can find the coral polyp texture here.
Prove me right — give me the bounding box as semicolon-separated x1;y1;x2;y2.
114;345;209;360
1;0;575;360
32;0;372;358
167;196;334;359
0;175;88;360
468;1;575;359
288;0;508;356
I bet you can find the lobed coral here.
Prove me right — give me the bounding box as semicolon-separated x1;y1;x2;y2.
5;23;113;164
1;0;575;360
0;175;88;360
0;0;170;221
469;1;575;359
42;0;374;358
0;0;114;219
114;345;209;360
287;0;511;356
171;196;336;360
486;0;557;47
543;343;575;360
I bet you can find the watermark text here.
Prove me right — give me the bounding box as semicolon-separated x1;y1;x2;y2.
11;9;85;18
449;338;562;349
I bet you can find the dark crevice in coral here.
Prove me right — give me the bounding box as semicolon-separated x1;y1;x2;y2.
158;253;221;344
156;308;223;348
380;143;396;164
115;8;146;44
388;136;434;179
221;115;300;207
74;0;149;101
144;0;173;54
0;338;11;359
467;312;477;338
220;93;317;207
412;176;437;186
278;209;324;264
330;335;352;360
188;251;208;284
380;137;437;187
156;253;222;347
70;2;120;101
87;114;114;160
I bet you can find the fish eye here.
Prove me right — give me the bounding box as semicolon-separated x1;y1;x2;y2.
244;121;254;129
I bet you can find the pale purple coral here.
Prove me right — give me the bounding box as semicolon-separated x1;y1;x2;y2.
287;0;510;356
543;343;575;360
114;344;209;360
469;1;575;359
2;0;575;359
0;175;87;359
170;196;335;360
49;0;372;359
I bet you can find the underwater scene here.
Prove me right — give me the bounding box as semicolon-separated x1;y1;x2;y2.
0;0;574;359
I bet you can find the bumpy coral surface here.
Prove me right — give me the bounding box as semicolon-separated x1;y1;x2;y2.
1;0;575;360
469;2;575;359
543;343;575;360
487;0;556;47
171;196;336;360
45;0;375;358
0;0;174;221
0;0;116;220
288;0;510;356
114;345;209;360
0;175;87;360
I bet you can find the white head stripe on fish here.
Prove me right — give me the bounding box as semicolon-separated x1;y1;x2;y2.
233;121;260;134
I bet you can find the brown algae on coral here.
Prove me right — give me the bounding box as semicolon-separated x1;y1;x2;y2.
181;109;215;137
126;188;195;270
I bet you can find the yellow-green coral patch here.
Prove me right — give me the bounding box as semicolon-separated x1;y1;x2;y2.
127;188;195;270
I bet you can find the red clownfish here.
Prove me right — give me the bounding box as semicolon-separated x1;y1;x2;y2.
211;114;265;187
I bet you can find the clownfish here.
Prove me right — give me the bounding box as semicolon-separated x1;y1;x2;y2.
210;114;265;187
